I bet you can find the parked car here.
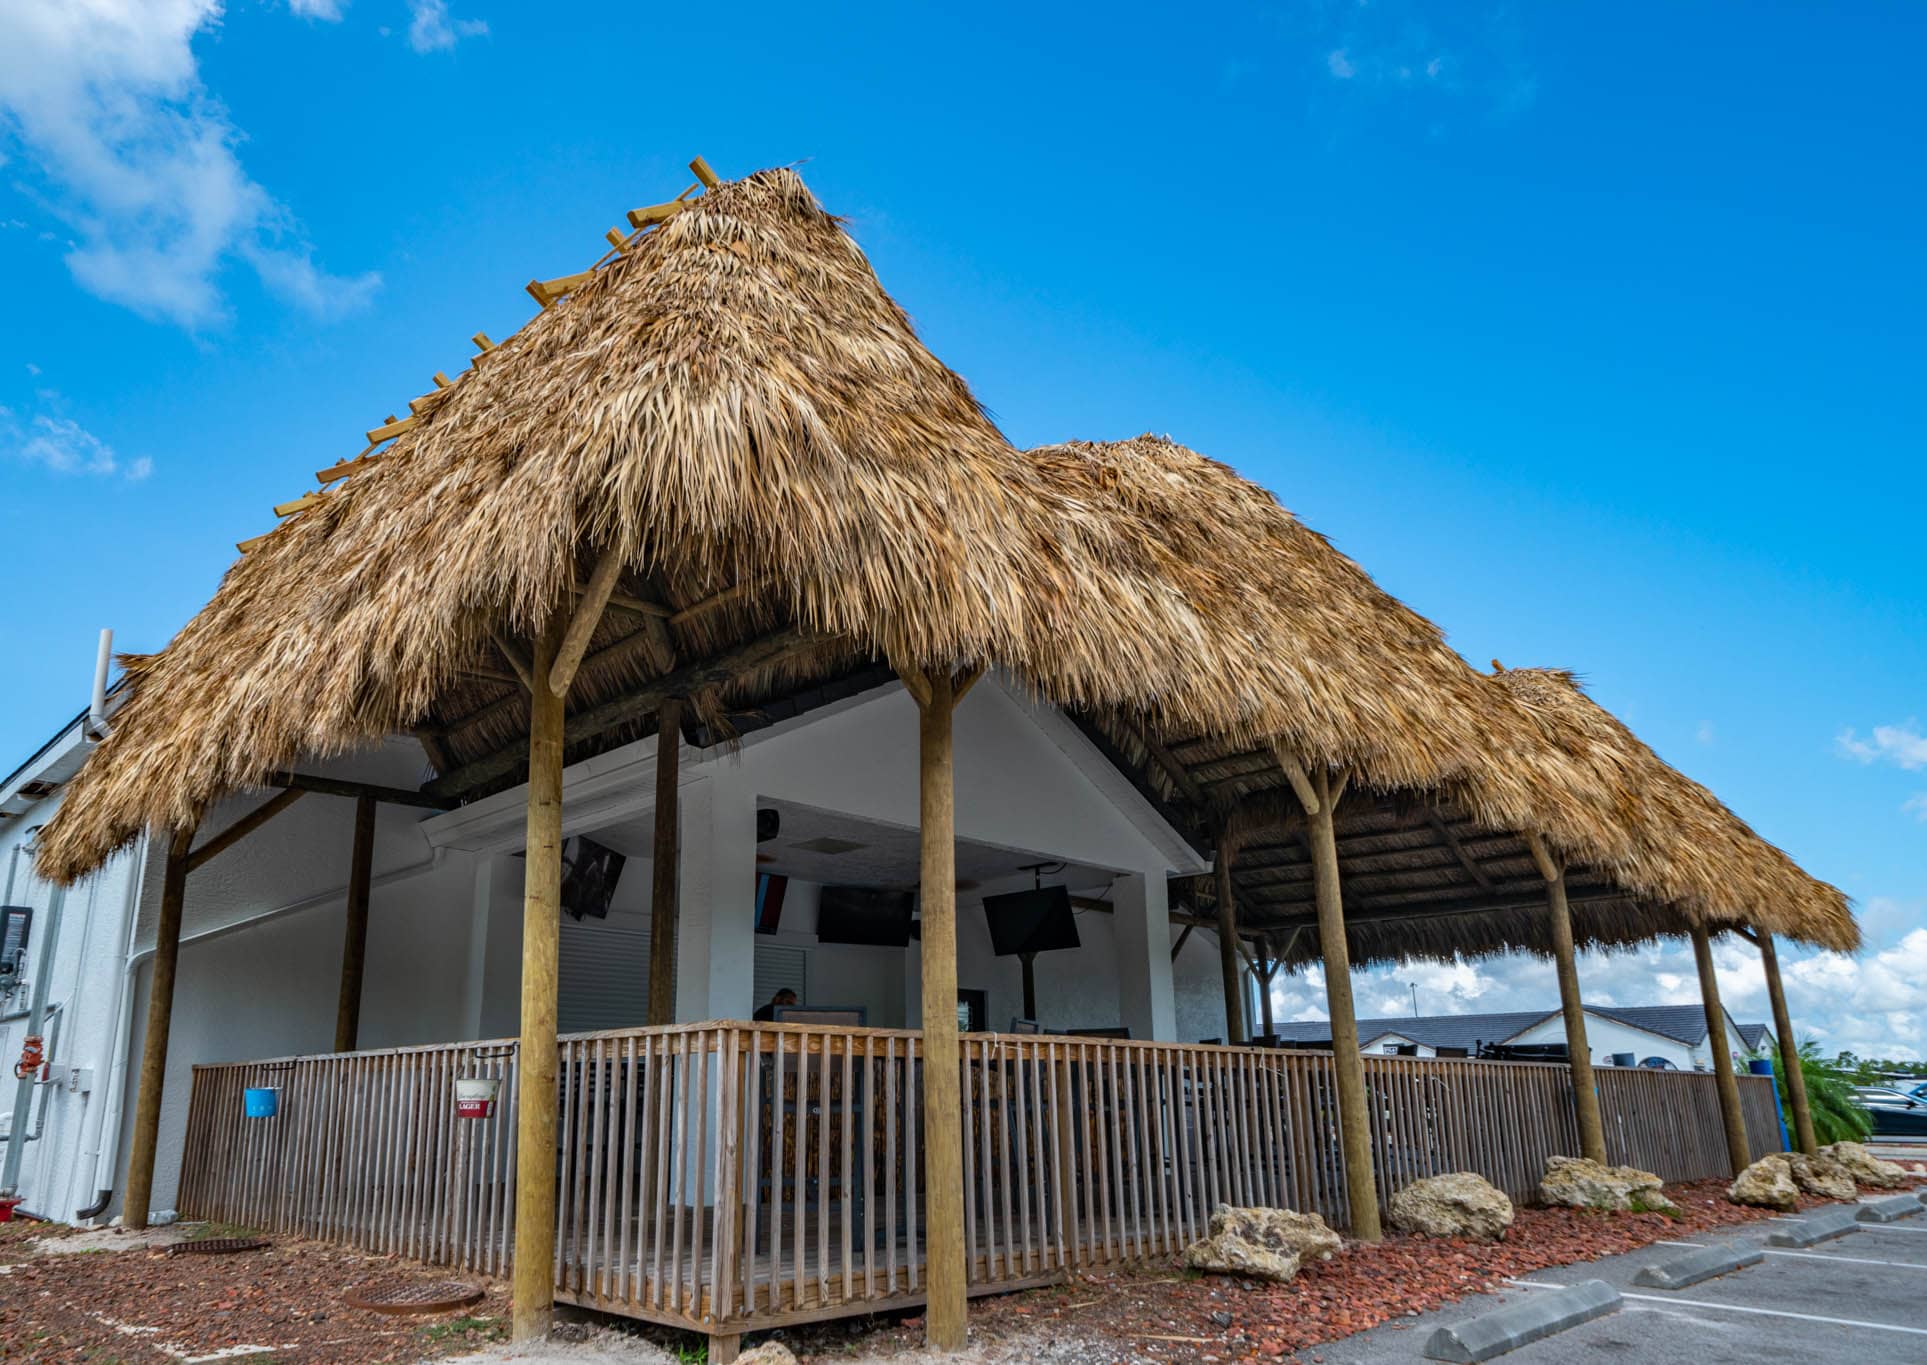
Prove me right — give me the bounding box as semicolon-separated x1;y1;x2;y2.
1852;1086;1927;1137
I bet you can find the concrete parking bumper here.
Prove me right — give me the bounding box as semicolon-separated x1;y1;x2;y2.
1766;1206;1862;1247
1421;1280;1621;1363
1631;1243;1763;1290
1857;1194;1925;1223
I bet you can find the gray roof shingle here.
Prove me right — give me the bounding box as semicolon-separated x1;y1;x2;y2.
1270;1003;1769;1054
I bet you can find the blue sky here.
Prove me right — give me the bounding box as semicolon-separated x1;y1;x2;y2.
2;3;1922;1054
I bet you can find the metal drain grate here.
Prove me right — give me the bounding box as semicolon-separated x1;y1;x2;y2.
167;1237;268;1256
343;1280;485;1316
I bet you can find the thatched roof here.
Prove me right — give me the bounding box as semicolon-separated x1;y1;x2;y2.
1049;437;1854;955
30;172;1855;971
34;170;1422;883
1490;667;1856;952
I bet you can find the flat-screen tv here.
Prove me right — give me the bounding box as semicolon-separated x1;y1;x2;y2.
816;886;914;947
982;885;1079;957
559;837;625;921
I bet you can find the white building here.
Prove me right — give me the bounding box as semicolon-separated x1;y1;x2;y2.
2;671;1249;1223
1273;1004;1771;1073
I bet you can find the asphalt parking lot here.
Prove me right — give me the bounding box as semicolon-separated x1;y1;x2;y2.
1312;1193;1927;1364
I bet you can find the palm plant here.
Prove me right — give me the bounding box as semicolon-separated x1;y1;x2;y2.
1758;1039;1873;1145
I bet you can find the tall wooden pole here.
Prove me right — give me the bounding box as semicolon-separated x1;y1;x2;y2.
1214;841;1246;1044
646;697;683;1026
1256;945;1276;1039
1527;835;1606;1163
1690;923;1752;1176
511;616;568;1342
124;826;194;1230
1303;767;1380;1240
908;666;968;1351
334;794;377;1052
1758;931;1817;1154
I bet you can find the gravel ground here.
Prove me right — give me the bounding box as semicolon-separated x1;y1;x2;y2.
3;1167;1921;1365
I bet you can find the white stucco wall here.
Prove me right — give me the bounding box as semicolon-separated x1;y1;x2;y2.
1507;1011;1766;1071
0;808;147;1222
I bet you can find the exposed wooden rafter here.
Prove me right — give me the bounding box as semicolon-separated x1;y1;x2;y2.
425;629;826;797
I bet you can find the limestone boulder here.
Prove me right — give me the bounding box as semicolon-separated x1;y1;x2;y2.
1728;1154;1799;1210
1538;1155;1678;1214
1787;1151;1857;1202
1823;1141;1910;1190
1387;1173;1515;1241
735;1344;799;1365
1181;1204;1343;1282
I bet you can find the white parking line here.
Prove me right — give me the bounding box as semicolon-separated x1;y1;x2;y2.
1763;1248;1927;1270
1621;1294;1927;1336
1656;1239;1707;1248
1862;1222;1927;1233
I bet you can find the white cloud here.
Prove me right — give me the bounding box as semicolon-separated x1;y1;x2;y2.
1905;794;1927;823
287;0;346;17
2;402;149;481
1837;720;1927;770
408;0;488;53
1300;2;1535;122
0;0;379;328
1266;912;1927;1064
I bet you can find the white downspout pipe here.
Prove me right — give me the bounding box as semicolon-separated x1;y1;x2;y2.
85;630;113;741
72;833;145;1221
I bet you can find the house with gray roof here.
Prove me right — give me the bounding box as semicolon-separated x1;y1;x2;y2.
1272;1002;1772;1072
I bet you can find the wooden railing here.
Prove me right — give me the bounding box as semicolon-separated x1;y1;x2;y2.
180;1024;1783;1340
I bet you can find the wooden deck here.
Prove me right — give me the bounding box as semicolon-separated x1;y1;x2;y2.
180;1022;1783;1342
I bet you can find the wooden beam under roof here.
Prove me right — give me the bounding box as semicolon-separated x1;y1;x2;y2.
271;770;456;810
1109;714;1210;807
1424;809;1497;889
425;629;825;797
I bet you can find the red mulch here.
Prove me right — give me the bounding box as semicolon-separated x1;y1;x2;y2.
2;1168;1920;1365
0;1220;510;1364
783;1174;1927;1363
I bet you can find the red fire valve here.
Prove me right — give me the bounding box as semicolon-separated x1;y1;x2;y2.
14;1035;45;1081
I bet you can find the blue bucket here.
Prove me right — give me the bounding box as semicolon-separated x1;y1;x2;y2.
243;1086;279;1119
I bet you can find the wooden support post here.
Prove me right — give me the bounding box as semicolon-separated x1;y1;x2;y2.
511;614;568;1342
646;697;683;1026
1303;768;1380;1240
1690;923;1752;1176
1758;930;1817;1154
333;794;377;1053
903;663;970;1352
1256;946;1276;1039
124;826;194;1231
1019;952;1038;1021
1527;835;1606;1163
1214;840;1246;1044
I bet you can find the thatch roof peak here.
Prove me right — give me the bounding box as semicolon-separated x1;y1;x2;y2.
34;172;1286;882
